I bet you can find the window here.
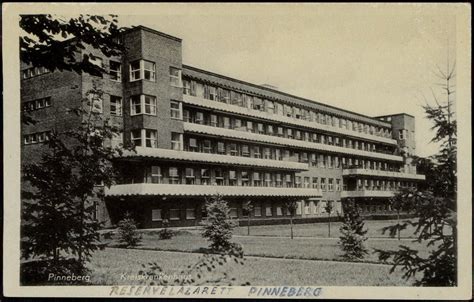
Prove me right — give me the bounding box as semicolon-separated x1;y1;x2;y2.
23;131;51;145
254;206;262;217
169;167;180;184
217;142;226;154
202;140;212;153
210;114;218;127
152;209;162;221
215;169;224;185
169;67;182;87
150;166;162;183
130;95;156;115
328;178;334;191
22;66;50;79
253;172;261;186
109;61;122;82
131;129;142;146
23;97;52;112
169;209;180;220
276;206;283;216
321;178;327;191
312;177;319;189
195;112;204;124
169;100;182;119
304;201;310;215
296;202;302;215
242;145;250;157
265;206;272;216
171;132;182;150
201;169;210;185
110;96;122;116
229;143;238;156
253;146;261;158
186;208;196;220
145;129;157;148
229;170;237;185
336;179;341;191
241;171;249;186
188;138;198;151
129;60;155;82
129;61;141;81
130;95;141;115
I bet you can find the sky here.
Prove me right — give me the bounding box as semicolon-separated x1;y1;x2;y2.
116;4;457;157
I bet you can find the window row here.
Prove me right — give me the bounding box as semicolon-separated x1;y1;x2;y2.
184;109;395;155
354;179;417;191
129;59;182;87
23;131;51;145
182;78;392;138
22;97;52;112
182;135;401;171
22;66;50;79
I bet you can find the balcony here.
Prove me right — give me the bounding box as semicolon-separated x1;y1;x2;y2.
184;122;403;162
105;183;322;198
118;147;309;171
342;168;425;180
341;190;395;198
182;94;398;145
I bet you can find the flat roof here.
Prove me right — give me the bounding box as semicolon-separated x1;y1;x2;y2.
183;64;393;127
124;25;182;42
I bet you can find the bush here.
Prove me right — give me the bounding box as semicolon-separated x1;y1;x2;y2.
158;219;174;240
117;213;142;248
200;194;237;252
339;200;368;260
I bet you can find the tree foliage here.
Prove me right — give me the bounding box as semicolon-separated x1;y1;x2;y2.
338;200;368;260
375;60;457;286
200;194;238;252
21;84;132;273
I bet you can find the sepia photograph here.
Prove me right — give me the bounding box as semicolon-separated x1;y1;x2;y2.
3;2;471;299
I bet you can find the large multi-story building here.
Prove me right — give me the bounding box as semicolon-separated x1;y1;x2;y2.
21;26;425;228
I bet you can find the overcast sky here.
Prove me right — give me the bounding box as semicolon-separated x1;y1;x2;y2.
117;4;456;157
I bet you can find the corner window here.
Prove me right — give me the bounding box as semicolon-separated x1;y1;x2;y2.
129;60;155;82
130;95;157;116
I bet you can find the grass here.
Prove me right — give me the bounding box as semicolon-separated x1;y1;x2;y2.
88;248;413;286
234;219;421;238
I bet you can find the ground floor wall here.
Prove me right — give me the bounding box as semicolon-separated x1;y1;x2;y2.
99;195;402;229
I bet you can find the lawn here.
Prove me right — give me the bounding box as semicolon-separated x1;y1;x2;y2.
105;228;434;264
88;248;414;286
234;219;422;238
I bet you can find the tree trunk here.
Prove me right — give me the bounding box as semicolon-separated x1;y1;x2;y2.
328;213;331;237
290;216;294;240
247;216;250;236
397;210;400;241
78;196;86;263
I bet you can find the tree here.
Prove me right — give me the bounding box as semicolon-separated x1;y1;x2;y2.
200;194;238;252
338;199;368;260
242;201;254;235
324;201;334;237
21;84;131;280
20;14;127;127
375;58;457;286
283;199;299;239
20;15;130;283
117;212;142;248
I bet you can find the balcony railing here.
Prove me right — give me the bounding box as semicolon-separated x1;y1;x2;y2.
117;147;309;171
184;122;403;162
182;94;398;145
341;190;395;198
342;168;425;180
105;183;323;198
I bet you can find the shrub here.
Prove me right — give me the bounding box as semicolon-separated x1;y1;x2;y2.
200;194;237;252
339;200;368;260
117;213;142;248
158;219;174;240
